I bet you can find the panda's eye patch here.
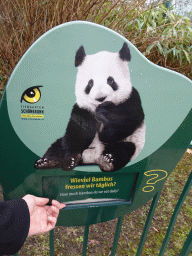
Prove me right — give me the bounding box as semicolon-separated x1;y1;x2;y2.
107;76;118;91
85;79;94;94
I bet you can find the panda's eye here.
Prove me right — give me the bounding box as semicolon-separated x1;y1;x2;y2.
107;76;114;85
21;86;43;103
85;79;94;94
107;76;118;91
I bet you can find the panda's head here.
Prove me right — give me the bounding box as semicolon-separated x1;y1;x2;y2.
75;43;132;112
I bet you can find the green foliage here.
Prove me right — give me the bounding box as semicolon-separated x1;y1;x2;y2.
140;6;192;65
101;3;192;67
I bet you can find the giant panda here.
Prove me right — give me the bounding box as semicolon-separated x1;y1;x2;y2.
34;43;145;172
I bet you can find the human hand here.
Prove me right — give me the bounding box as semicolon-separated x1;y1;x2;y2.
22;194;66;236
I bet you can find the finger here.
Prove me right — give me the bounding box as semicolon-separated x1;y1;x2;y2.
46;205;59;218
47;216;57;230
52;200;66;209
51;200;60;208
35;196;49;206
60;203;66;209
46;206;52;217
50;205;59;217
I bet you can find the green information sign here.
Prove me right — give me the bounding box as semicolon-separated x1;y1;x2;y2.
0;21;192;226
42;172;138;208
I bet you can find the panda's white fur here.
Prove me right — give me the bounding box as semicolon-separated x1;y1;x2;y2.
124;121;145;161
75;48;145;168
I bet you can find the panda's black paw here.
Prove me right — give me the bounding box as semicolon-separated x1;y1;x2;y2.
65;157;76;170
34;158;56;169
103;153;113;163
61;153;82;171
98;153;114;172
98;101;115;109
34;154;81;171
96;101;115;123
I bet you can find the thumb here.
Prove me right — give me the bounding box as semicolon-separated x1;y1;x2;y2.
34;196;49;206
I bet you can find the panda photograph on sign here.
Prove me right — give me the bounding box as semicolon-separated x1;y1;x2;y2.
34;43;145;172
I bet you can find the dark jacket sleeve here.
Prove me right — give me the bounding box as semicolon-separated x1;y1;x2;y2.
0;198;30;255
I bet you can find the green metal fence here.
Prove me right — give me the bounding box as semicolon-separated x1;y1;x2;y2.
12;171;192;256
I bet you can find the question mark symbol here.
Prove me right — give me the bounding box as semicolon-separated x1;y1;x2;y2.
142;170;168;192
114;182;116;186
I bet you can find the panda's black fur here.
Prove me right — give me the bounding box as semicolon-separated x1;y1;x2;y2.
34;43;145;172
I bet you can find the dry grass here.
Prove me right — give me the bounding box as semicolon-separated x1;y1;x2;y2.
0;0;148;88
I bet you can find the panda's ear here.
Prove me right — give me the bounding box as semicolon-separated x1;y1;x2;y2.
75;46;86;67
119;43;131;62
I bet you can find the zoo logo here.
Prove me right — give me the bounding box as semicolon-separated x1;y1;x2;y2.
21;86;43;104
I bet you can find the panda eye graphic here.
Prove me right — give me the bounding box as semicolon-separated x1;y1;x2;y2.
107;76;114;85
21;86;43;104
85;79;94;94
107;76;118;91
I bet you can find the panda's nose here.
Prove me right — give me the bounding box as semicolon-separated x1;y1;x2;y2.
96;96;106;102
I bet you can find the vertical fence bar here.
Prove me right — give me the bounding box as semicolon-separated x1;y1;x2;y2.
136;190;162;256
82;225;89;256
49;229;54;256
111;216;124;256
178;228;192;256
159;171;192;256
